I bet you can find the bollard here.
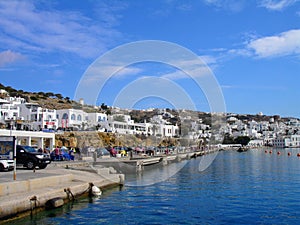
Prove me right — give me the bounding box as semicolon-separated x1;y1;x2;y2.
93;152;97;162
119;174;125;186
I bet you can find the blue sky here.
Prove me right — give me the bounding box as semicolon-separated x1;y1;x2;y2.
0;0;300;118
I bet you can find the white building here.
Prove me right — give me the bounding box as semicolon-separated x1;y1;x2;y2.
155;123;179;137
0;99;19;121
273;135;300;148
56;109;88;130
248;139;264;147
18;103;58;130
100;114;148;135
6;96;26;105
87;112;108;129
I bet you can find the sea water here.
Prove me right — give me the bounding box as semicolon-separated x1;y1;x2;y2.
6;149;300;224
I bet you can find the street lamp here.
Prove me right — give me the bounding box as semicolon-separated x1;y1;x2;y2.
10;117;17;180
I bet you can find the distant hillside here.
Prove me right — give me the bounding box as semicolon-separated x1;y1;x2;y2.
0;83;74;109
0;83;297;122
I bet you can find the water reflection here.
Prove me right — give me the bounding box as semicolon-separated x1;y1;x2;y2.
4;149;300;224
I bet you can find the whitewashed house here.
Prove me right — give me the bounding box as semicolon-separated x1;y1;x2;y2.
87;112;108;129
0;99;19;121
18;103;58;130
56;109;88;130
6;96;26;105
104;114;149;135
248;139;264;147
273;135;300;148
151;115;179;137
151;122;179;137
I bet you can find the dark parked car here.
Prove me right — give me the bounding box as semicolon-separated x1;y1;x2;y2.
16;145;51;169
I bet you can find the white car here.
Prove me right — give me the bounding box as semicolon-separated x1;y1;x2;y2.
0;159;14;172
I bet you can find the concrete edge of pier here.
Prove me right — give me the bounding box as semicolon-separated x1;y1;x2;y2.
0;164;124;221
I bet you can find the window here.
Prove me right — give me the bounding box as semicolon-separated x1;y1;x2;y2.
62;113;68;119
71;114;76;120
77;115;82;121
31;114;37;121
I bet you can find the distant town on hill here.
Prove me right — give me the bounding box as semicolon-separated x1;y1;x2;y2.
1;82;300;148
0;82;296;123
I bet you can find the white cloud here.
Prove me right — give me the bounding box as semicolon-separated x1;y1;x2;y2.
114;67;144;77
228;48;252;57
0;1;122;58
161;57;214;80
0;50;24;67
80;64;144;86
161;70;188;80
259;0;299;11
247;29;300;58
202;0;247;12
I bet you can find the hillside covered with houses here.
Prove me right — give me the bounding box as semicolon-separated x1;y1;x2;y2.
1;83;300;148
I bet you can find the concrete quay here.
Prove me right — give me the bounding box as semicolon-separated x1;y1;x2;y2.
94;149;219;173
0;161;124;221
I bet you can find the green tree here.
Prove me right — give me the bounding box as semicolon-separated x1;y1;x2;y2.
100;103;108;110
55;93;63;99
234;136;251;146
45;92;54;97
30;96;39;101
222;133;235;144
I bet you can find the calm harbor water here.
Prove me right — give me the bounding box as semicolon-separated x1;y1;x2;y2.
6;148;300;224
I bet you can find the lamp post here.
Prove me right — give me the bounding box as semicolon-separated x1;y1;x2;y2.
10;118;17;180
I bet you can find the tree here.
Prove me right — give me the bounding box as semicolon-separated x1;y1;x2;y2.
55;93;63;99
30;96;39;101
45;92;54;97
222;133;235;144
100;103;108;110
234;136;251;146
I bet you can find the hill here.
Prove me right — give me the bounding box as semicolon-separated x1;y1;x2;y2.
0;83;74;110
0;83;296;123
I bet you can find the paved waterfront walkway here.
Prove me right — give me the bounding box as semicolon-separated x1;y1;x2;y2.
0;161;124;220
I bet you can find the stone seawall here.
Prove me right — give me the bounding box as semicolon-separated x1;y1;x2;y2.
0;162;124;221
55;131;180;149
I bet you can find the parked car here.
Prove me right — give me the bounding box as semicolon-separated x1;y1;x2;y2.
16;145;51;169
107;147;118;157
114;146;132;156
95;148;110;158
50;148;72;161
0;159;14;172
